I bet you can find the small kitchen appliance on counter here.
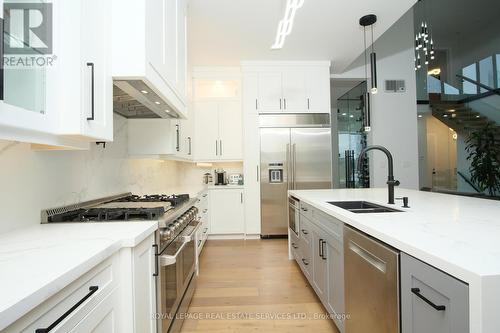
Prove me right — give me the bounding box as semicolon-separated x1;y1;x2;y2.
228;173;243;185
214;169;227;185
203;172;213;185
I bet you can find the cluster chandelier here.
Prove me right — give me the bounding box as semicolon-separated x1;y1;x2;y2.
414;0;435;71
414;21;434;71
271;0;305;50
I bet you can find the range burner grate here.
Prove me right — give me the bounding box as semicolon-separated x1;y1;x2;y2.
114;194;190;206
49;207;165;222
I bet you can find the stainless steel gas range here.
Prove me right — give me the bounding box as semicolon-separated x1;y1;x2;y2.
41;192;200;333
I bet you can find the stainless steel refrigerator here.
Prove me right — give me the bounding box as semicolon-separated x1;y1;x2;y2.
260;114;332;237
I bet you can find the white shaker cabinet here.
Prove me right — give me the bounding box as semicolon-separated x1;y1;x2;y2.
194;101;243;161
281;70;307;112
0;0;113;147
242;62;331;114
401;253;469;333
305;66;331;112
194;101;220;161
209;188;245;235
242;73;261;235
257;72;283;112
60;0;113;142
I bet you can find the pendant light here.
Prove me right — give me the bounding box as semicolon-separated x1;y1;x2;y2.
360;14;378;95
359;14;377;132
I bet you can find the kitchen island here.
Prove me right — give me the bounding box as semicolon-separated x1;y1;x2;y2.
288;188;500;333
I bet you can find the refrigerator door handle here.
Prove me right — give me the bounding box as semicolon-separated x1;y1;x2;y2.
286;143;291;190
292;143;297;190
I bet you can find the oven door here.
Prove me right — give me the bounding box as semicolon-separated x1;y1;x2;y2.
288;197;299;236
157;221;200;333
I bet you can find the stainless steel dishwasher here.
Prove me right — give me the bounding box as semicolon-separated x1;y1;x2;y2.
344;225;400;333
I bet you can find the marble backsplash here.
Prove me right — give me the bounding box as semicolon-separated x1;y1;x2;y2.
0;115;241;234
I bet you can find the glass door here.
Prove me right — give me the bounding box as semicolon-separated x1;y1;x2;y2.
337;82;370;188
3;0;48;115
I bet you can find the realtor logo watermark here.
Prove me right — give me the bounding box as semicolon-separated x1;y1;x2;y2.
3;2;55;67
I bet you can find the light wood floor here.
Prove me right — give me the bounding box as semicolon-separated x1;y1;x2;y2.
181;239;339;333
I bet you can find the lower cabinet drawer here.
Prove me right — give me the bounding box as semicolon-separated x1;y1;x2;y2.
5;255;118;333
68;287;119;333
401;253;469;333
297;237;312;280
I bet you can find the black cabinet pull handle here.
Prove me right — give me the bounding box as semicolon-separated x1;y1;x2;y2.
307;98;310;110
175;124;180;152
86;62;95;121
318;239;323;258
198;239;202;247
284;98;287;110
152;244;159;277
35;285;99;333
321;240;327;260
411;288;446;311
301;229;308;235
301;258;309;266
188;137;192;155
292;242;298;249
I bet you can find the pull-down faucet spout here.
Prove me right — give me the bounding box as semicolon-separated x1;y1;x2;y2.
357;145;400;204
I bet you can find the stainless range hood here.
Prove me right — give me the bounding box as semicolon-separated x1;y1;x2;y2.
113;80;180;119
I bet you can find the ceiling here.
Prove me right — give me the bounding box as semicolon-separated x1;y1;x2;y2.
414;0;500;45
187;0;416;73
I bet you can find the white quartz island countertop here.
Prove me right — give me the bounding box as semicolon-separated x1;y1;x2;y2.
288;188;500;333
0;222;158;330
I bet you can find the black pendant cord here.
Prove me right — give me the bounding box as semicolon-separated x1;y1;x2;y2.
364;26;368;83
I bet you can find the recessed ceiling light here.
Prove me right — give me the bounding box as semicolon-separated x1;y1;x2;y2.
443;114;448;118
475;115;480;118
342;113;347;116
165;110;170;113
447;109;455;112
155;101;161;105
418;115;423;118
349;115;354;118
141;90;148;94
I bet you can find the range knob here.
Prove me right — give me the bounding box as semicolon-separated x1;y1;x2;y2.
160;228;173;240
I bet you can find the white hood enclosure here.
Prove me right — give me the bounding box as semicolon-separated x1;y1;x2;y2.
111;0;188;120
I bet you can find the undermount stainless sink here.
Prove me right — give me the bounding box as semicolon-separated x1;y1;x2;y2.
327;201;403;213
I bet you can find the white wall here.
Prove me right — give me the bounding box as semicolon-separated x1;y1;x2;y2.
0;115;220;234
332;9;420;190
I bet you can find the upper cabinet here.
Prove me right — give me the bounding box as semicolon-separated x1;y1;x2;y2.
0;0;113;147
112;0;188;118
194;100;242;161
242;61;331;114
191;69;243;162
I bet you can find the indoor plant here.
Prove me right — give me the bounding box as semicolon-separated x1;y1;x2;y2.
465;123;500;196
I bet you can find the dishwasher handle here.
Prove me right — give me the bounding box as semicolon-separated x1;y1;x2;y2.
348;240;387;273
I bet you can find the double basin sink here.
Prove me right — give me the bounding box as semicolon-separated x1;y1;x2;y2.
328;201;403;213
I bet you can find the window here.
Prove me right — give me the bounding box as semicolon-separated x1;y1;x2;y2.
496;54;500;88
462;63;477;94
479;56;494;93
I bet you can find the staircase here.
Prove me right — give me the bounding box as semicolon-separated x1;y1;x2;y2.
430;99;500;140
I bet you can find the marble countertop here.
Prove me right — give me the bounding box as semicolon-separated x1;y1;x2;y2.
289;188;500;280
0;222;158;330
